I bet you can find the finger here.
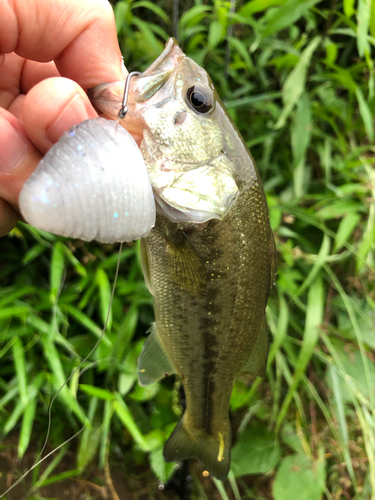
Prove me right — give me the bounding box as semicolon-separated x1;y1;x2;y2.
22;60;60;93
8;94;25;121
0;0;123;88
0;108;42;209
23;77;98;153
0;52;24;108
0;198;19;236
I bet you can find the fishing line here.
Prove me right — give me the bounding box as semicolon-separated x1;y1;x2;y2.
0;242;124;498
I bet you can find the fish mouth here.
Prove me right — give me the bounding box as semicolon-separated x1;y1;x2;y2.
88;38;184;135
142;38;184;77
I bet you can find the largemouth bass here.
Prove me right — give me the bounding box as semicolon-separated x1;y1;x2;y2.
89;38;276;480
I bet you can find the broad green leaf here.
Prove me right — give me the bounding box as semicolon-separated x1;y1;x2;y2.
262;0;323;38
273;451;326;500
275;37;321;129
132;1;169;23
232;423;282;476
130;382;159;402
371;0;375;37
327;344;375;403
229;37;254;70
317;200;363;220
357;0;371;57
149;445;175;482
281;423;304;454
325;43;338;64
344;0;355;17
334;212;361;252
114;1;129;33
179;5;212;28
238;0;287;17
208;21;224;49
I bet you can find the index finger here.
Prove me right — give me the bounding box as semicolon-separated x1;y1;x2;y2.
0;0;123;89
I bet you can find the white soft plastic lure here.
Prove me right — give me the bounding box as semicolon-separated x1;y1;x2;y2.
19;117;156;243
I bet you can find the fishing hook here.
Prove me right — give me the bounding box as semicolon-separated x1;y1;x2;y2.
118;71;141;120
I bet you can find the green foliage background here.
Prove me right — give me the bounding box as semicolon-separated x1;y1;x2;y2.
1;0;375;498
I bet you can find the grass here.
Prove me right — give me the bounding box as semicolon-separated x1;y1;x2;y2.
0;0;374;498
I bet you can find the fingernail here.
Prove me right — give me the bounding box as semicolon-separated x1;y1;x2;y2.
46;94;91;144
0;115;28;173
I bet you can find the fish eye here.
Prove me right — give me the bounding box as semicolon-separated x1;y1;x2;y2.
186;85;214;114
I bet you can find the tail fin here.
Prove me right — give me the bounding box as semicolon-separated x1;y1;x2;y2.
163;415;231;480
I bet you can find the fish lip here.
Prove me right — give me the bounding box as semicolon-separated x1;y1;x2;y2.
142;38;184;76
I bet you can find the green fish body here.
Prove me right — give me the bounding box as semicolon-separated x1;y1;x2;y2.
90;38;276;480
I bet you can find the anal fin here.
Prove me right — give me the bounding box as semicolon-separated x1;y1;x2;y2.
138;323;176;386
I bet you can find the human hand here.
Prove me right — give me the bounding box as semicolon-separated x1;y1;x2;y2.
0;0;124;236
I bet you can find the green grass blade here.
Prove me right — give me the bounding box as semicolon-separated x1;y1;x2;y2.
277;276;324;429
50;242;65;304
12;337;27;406
96;268;112;331
115;394;149;450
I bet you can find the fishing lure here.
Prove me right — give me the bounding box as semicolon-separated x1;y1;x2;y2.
19;79;155;243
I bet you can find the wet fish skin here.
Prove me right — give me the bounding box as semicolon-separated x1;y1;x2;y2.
89;38;276;480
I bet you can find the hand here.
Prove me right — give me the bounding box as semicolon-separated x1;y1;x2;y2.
0;0;124;236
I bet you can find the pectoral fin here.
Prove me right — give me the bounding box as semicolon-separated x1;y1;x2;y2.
241;317;269;377
165;233;206;295
138;324;176;386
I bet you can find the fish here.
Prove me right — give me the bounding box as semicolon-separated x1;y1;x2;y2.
89;38;276;480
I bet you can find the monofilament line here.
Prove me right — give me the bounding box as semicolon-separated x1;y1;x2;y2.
0;242;124;498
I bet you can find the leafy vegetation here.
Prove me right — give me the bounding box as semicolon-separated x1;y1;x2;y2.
1;0;374;498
